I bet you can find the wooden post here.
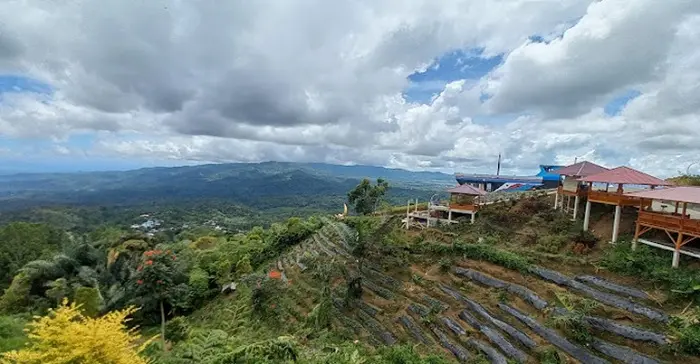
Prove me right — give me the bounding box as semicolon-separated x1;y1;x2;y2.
414;198;418;213
448;210;452;222
675;201;680;214
583;200;592;231
406;200;410;230
632;220;640;250
554;191;559;210
612;205;622;243
573;195;580;220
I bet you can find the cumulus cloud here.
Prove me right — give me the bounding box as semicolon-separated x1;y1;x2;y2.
0;0;699;177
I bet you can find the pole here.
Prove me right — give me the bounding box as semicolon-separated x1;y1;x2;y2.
496;154;501;176
612;205;622;243
583;201;591;231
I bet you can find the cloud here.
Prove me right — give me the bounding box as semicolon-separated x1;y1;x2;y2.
0;0;699;178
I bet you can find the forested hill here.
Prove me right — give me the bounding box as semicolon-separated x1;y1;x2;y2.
0;162;453;231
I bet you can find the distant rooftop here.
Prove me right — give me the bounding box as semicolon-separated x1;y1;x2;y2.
625;186;700;204
556;161;609;177
579;166;673;186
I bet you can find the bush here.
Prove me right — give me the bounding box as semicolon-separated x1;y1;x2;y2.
1;299;151;363
452;241;531;272
73;286;103;317
438;257;453;273
601;243;700;302
165;316;189;343
536;235;568;254
0;315;28;352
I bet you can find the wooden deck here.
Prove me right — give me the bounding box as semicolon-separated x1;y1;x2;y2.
637;210;700;240
588;190;651;207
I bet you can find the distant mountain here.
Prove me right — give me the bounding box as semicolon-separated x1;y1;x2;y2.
0;162;453;213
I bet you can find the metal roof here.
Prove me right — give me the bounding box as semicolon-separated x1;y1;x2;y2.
578;166;673;186
556;161;609;177
625;186;700;204
447;184;487;196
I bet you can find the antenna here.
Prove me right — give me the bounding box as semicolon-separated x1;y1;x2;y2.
496;154;501;176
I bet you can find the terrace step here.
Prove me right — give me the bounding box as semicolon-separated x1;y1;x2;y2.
499;303;609;364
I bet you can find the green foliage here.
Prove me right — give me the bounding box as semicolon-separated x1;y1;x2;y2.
548;292;599;343
372;344;451;363
670;307;700;355
246;273;287;317
0;314;28;352
438;257;453;273
73;286;103;317
601;243;700;301
452;241;531;272
347;178;389;215
536;234;568;253
215;336;299;363
535;346;563;364
165;316;190;343
0;222;67;290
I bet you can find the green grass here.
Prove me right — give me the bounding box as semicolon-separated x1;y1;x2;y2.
0;314;28;352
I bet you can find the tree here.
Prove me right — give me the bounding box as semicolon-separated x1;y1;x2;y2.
347;178;390;215
132;249;185;351
0;223;67;290
1;299;152;364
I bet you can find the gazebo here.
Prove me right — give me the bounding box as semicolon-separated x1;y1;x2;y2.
578;166;674;243
554;161;610;220
445;184;487;223
625;186;700;267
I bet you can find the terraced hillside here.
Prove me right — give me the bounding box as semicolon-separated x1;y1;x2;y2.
265;216;697;363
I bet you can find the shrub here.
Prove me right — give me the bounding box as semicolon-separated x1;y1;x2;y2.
1;299;151;363
438;257;453;273
452;241;531;272
0;315;28;352
73;286;103;317
165;316;189;343
536;235;568;254
601;244;700;302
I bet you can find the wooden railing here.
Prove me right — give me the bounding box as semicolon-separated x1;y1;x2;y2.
558;185;586;197
449;203;478;212
588;190;651;207
638;210;700;237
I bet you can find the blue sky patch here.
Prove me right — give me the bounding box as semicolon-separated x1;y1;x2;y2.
404;48;503;103
604;89;641;116
0;75;52;96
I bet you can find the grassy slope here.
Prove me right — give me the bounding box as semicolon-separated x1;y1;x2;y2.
166;197;700;363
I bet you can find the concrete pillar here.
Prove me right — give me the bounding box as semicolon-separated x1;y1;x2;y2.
448;210;452;222
612;205;622;243
583;201;591;231
573;195;580;220
672;249;680;268
471;212;476;224
406;200;410;230
554;192;559;210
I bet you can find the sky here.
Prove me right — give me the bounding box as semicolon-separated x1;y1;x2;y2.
0;0;699;176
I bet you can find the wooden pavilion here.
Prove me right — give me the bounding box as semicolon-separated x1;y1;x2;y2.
405;184;486;229
625;187;700;267
445;184;487;223
578;166;673;243
554;161;610;220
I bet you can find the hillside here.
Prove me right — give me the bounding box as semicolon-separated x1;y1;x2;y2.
0;162;453;232
157;196;700;363
2;194;700;363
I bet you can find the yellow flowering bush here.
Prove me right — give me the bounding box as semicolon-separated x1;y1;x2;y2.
1;299;152;364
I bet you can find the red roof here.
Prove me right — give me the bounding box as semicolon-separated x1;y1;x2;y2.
625;186;700;204
578;166;673;186
447;184;487;196
556;161;609;177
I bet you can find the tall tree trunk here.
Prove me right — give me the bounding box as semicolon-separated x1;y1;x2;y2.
160;300;166;352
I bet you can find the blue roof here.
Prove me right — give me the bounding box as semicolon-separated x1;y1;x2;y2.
536;165;564;182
